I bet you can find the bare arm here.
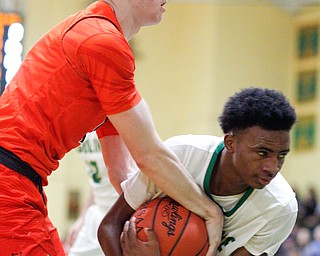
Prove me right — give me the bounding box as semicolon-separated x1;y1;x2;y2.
108;99;223;255
99;135;136;194
98;193;135;255
98;193;161;256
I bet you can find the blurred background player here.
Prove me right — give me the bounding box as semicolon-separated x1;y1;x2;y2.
63;132;115;255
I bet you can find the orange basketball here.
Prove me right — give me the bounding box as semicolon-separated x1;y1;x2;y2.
131;197;209;256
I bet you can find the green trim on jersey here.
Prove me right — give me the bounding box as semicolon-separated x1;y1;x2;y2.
203;141;225;197
203;141;254;217
223;187;254;217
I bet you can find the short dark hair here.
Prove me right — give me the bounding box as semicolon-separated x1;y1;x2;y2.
219;87;297;133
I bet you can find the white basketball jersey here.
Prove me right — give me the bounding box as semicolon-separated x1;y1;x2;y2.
122;134;298;255
69;132;119;256
77;132;118;211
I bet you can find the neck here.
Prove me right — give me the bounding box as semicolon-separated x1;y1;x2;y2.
103;0;141;40
210;150;249;196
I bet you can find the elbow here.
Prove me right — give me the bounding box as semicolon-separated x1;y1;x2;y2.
97;217;123;256
134;153;156;176
133;146;175;177
97;222;107;244
97;219;107;248
97;219;113;254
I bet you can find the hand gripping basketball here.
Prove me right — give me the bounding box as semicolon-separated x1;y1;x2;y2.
131;197;209;256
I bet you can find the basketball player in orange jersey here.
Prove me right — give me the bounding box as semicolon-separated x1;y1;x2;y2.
0;1;223;255
98;88;298;256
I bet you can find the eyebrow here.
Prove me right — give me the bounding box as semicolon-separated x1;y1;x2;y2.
256;146;290;154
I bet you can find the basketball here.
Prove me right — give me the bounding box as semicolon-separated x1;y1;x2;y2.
131;197;209;256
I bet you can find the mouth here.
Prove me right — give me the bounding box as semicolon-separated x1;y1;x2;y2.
161;1;167;6
258;177;272;186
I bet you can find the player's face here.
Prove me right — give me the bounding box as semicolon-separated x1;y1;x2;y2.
230;126;290;190
133;0;167;26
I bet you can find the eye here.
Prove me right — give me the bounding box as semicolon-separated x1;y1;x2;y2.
278;153;288;159
257;151;267;157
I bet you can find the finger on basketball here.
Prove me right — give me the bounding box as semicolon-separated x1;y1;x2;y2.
128;216;136;234
131;197;209;256
121;221;132;244
144;228;159;247
123;220;129;233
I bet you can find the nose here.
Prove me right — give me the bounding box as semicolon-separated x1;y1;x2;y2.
263;157;280;177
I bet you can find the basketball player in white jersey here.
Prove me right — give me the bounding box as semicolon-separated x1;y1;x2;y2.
98;87;298;256
64;132;136;256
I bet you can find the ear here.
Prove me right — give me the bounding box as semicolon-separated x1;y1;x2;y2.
224;133;235;152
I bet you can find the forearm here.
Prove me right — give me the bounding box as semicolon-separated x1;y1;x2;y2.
98;193;134;255
100;135;136;194
108;101;218;216
138;143;222;220
108;100;223;253
135;143;224;253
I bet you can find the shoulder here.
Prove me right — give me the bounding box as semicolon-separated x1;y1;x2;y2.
67;17;128;49
267;173;296;204
62;17;133;74
257;173;298;216
165;134;223;152
63;1;125;46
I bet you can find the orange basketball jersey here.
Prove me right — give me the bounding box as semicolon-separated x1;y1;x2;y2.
0;1;141;184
